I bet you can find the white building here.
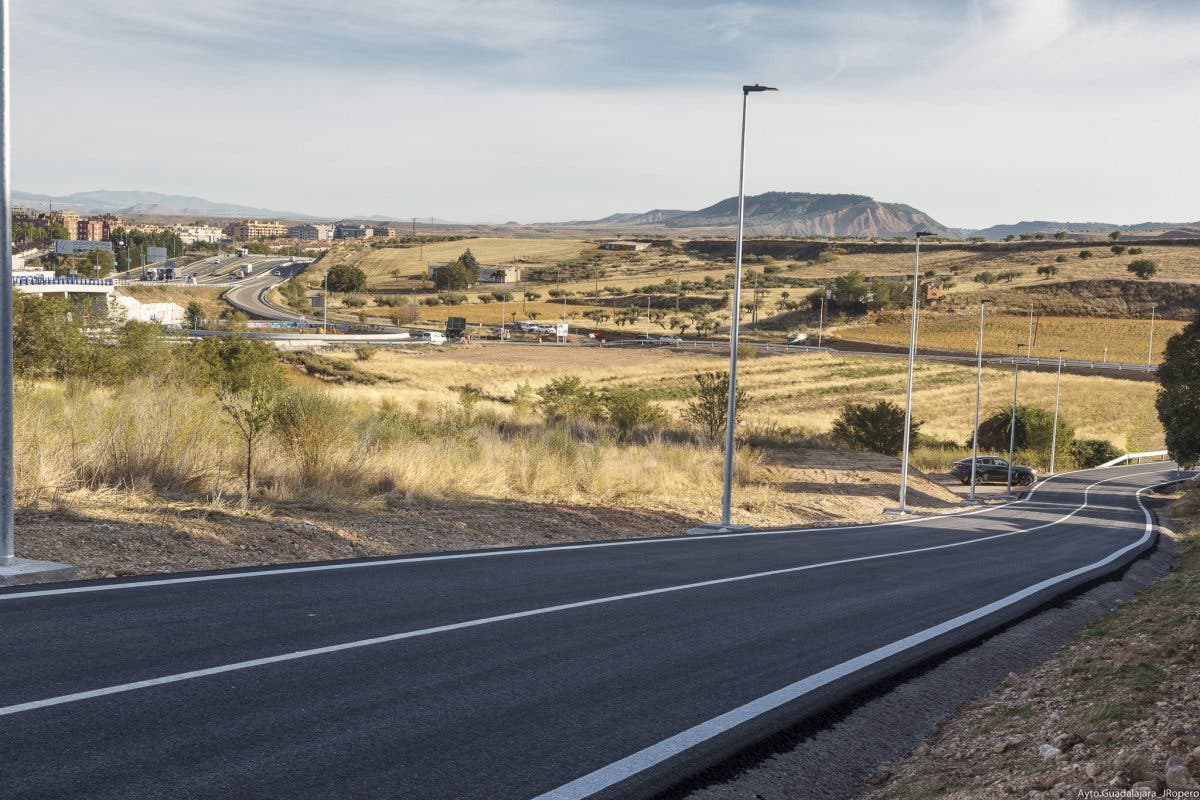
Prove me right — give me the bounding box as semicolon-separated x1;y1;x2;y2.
172;225;227;245
111;294;186;326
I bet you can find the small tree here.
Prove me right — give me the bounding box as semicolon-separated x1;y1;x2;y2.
1079;250;1093;259
185;300;204;330
1055;254;1068;263
1037;265;1059;279
831;400;917;457
1156;312;1200;467
1127;259;1158;280
1111;244;1127;255
1109;230;1122;240
682;371;748;442
326;264;367;293
1053;231;1067;240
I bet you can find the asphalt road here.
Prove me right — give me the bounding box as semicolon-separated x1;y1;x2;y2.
221;259;312;321
0;465;1179;800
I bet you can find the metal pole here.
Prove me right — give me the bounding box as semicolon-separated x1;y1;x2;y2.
0;0;13;564
1147;304;1156;367
896;235;922;512
817;295;825;346
720;90;751;528
968;300;986;502
1050;350;1065;474
1006;343;1024;494
1026;304;1034;356
323;269;329;334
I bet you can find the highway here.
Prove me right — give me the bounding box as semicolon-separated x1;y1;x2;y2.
221;259;313;321
0;464;1180;800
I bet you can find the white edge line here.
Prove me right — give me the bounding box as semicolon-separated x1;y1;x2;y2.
528;480;1166;800
0;465;1147;602
0;470;1164;718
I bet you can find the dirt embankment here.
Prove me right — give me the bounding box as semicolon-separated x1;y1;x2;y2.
943;278;1200;321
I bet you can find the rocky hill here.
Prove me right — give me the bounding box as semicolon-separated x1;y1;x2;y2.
559;191;954;238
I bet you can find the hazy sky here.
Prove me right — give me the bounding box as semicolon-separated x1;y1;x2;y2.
13;1;1200;227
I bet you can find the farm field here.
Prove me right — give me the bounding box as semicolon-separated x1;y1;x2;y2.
834;313;1186;364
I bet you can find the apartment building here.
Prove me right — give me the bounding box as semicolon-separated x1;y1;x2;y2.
288;223;335;240
223;219;289;239
77;218;106;241
172;225;226;244
333;222;373;239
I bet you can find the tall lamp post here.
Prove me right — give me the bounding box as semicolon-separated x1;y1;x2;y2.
892;230;936;513
1147;303;1157;368
717;83;777;530
1049;349;1066;475
1006;342;1028;496
323;269;330;334
0;0;12;567
967;299;992;503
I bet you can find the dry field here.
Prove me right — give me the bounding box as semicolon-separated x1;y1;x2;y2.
328;238;593;284
334;345;1164;455
834;313;1187;364
120;286;227;318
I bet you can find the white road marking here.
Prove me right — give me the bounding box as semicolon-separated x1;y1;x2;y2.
0;466;1145;602
530;481;1163;800
0;470;1160;718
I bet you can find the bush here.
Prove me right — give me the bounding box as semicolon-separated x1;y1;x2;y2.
1127;259;1158;280
831;400;918;457
974;271;999;285
1037;265;1060;279
326;264;367;293
976;404;1073;457
439;293;467;306
1111;244;1127;255
353;345;378;362
477;294;494;304
602;389;666;442
1071;439;1122;469
1127;247;1144;255
342;295;367;308
681;371;748;442
1079;250;1093;259
272;388;350;487
537;376;604;423
1055;254;1068;263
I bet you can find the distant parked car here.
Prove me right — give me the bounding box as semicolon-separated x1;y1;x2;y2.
950;456;1037;486
415;331;447;344
786;332;809;345
660;335;682;345
635;334;657;344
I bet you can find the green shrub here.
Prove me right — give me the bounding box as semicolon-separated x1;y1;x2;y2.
326;264;367;293
977;404;1074;457
1127;259;1158;280
682;371;749;442
537;376;604;423
831;400;918;457
1071;439;1122;469
342;295;367;308
602;389;666;442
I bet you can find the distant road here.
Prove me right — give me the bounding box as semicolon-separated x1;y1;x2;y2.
221;259;312;322
0;465;1181;800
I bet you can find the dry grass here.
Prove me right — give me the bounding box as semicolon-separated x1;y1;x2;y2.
120;286;227;318
329;346;1164;453
835;314;1187;364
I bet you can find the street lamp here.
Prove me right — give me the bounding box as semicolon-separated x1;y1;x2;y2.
892;230;937;513
717;83;777;530
323;269;329;334
1147;303;1157;368
1049;349;1066;474
967;298;993;503
1006;342;1028;496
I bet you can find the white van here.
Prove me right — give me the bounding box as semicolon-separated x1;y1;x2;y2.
416;331;447;344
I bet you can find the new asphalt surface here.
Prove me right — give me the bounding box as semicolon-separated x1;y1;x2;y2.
0;464;1178;800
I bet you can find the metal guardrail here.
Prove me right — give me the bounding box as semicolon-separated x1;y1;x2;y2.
12;276;114;286
1098;450;1171;468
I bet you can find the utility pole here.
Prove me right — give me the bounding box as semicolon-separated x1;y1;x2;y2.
968;299;990;502
1026;304;1034;357
1006;343;1027;496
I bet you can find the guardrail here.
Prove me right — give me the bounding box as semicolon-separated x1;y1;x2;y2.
1098;450;1171;468
12;276;114;286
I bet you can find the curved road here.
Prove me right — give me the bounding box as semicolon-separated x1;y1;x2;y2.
222;259;313;322
0;465;1182;800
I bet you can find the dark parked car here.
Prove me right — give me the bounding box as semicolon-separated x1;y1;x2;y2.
950;456;1037;486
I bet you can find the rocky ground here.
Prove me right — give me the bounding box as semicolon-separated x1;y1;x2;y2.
862;485;1200;800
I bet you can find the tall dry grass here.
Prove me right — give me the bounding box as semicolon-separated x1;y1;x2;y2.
12;379;767;521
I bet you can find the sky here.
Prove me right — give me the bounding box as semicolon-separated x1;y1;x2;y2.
12;0;1200;227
